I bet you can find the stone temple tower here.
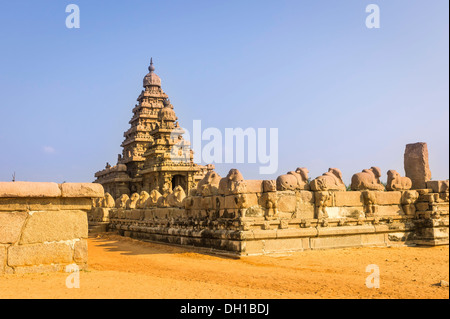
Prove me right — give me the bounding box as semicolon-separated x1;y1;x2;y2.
94;59;212;198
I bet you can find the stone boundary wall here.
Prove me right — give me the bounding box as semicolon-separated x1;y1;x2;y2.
0;182;104;274
89;176;449;256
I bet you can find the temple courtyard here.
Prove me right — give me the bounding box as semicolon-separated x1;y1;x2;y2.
0;233;447;299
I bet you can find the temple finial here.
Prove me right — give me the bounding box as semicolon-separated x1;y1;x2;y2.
148;57;155;72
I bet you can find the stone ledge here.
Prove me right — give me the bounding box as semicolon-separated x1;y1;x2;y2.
59;183;104;198
0;182;61;198
0;182;104;199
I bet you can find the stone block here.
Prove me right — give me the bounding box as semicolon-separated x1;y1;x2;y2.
0;212;28;244
131;209;143;220
74;239;88;263
263;238;304;252
426;180;449;193
361;233;386;246
375;205;404;216
325;206;362;219
0;245;6;274
276;228;318;238
241;240;264;255
310;235;362;249
296;190;315;204
416;202;430;211
27;198;62;211
334;191;363;207
240;193;259;208
192;196;203;209
294;209;315;220
404;142;432;189
59;183;104;198
144;209;154;220
200;196;213;209
373;192;402;205
13;264;63;274
0;198;28;211
242;180;264;193
60;198;93;211
317;225;376;237
8;242;73;266
0;182;61;198
117;209;126;219
277;194;296;212
19;211;88;244
224;195;238;209
213;196;225;210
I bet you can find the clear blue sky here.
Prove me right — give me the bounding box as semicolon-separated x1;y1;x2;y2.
0;0;448;184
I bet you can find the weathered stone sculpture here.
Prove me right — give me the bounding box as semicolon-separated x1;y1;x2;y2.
262;192;277;219
156;183;172;208
146;189;162;207
351;167;385;191
167;185;186;207
115;194;129;208
126;193;140;209
362;191;377;217
401;190;419;215
263;180;276;192
310;168;346;191
136;191;150;208
102;192;116;208
315;191;332;219
197;171;221;194
276;167;309;191
404;142;432;189
218;169;244;195
386;170;412;191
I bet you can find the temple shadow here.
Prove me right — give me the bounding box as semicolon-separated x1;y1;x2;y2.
88;233;240;260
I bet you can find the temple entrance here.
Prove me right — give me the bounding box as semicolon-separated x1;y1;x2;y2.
171;174;186;191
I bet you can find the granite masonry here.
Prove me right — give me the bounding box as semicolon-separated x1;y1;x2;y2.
0;182;103;274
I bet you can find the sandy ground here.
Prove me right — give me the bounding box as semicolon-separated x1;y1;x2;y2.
0;233;448;299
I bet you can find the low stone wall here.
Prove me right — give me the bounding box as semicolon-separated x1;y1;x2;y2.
0;182;104;274
89;178;449;256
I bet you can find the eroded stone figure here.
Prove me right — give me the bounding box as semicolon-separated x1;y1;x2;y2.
126;193;140;209
218;169;244;195
156;183;173;208
115;194;129;208
136;191;150;208
167;185;186;207
146;189;162;208
362;191;377;217
310;168;346;191
351;167;385;191
276;167;310;191
262;192;277;219
401;190;419;215
315;191;332;219
197;171;222;194
102;192;116;208
386;170;412;191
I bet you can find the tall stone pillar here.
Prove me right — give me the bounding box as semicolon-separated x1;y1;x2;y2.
404;142;432;189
